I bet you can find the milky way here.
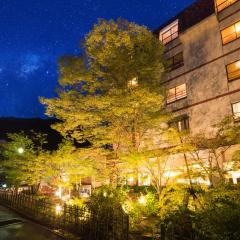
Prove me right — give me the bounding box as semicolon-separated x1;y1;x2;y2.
0;0;195;118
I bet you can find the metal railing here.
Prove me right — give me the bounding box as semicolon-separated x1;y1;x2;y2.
216;0;238;12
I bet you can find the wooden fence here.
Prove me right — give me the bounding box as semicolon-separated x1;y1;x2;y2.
0;191;129;240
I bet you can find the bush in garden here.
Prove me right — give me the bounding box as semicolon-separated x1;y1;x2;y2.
194;186;240;240
89;185;127;211
67;197;86;208
123;191;160;232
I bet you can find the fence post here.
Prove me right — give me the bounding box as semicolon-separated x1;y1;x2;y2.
160;223;165;240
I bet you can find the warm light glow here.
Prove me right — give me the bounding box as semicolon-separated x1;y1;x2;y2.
163;170;181;178
103;191;107;197
61;194;70;202
128;177;134;183
177;178;210;186
17;147;24;154
62;175;68;183
122;204;128;214
55;204;62;215
236;24;240;33
138;195;146;205
55;186;62;199
236;61;240;68
128;77;138;87
230;171;240;184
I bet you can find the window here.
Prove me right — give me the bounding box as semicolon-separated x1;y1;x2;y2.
216;0;238;12
226;60;240;81
167;83;187;104
159;20;179;45
177;117;189;131
232;102;240;120
169;115;189;132
221;21;240;45
166;52;184;71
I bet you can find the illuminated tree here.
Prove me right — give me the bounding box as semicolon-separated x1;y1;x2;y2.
43;141;104;193
187;117;240;186
2;132;47;192
41;19;167;183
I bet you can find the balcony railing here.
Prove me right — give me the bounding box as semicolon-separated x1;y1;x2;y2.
216;0;238;12
167;90;187;104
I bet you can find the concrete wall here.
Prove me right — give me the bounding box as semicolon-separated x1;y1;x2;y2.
162;2;240;135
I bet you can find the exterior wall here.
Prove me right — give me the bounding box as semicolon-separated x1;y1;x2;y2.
162;1;240;135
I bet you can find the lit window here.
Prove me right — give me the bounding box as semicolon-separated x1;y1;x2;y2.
167;83;187;104
216;0;238;12
128;77;138;88
221;21;240;45
232;102;240;120
166;52;184;71
226;60;240;81
159;20;179;45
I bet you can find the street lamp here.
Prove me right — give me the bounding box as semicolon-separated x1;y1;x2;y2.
17;147;24;154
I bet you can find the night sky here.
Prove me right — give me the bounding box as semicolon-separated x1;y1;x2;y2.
0;0;195;118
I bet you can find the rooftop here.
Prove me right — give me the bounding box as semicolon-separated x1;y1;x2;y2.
154;0;215;35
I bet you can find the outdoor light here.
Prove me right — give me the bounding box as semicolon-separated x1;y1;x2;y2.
138;195;146;205
55;186;62;199
103;191;107;197
61;194;70;202
17;147;24;154
2;184;7;188
122;204;128;214
62;175;68;183
128;177;134;183
55;204;62;215
128;77;138;88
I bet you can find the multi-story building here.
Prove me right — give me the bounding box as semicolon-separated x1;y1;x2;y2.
146;0;240;185
154;0;240;135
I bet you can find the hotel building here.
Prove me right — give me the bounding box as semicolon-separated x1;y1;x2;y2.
154;0;240;134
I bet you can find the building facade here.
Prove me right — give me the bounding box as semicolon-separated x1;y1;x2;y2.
154;0;240;135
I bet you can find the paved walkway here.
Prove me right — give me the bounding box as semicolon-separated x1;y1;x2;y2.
0;205;63;240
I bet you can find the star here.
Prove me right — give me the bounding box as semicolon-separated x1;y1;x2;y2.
0;0;195;118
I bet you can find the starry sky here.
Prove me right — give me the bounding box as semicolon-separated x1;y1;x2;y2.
0;0;195;118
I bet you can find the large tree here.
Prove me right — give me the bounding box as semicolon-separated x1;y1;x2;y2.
41;19;167;183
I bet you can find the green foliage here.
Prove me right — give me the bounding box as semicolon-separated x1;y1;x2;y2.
41;18;167;184
67;197;86;208
89;185;127;210
85;18;165;91
194;186;240;240
123;192;159;232
2;132;47;188
43;141;99;189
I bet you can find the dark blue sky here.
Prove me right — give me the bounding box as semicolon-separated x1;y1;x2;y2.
0;0;195;118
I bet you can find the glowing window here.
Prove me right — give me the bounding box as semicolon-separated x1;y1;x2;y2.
232;102;240;120
167;83;187;104
216;0;238;12
221;21;240;45
226;60;240;81
159;20;179;45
